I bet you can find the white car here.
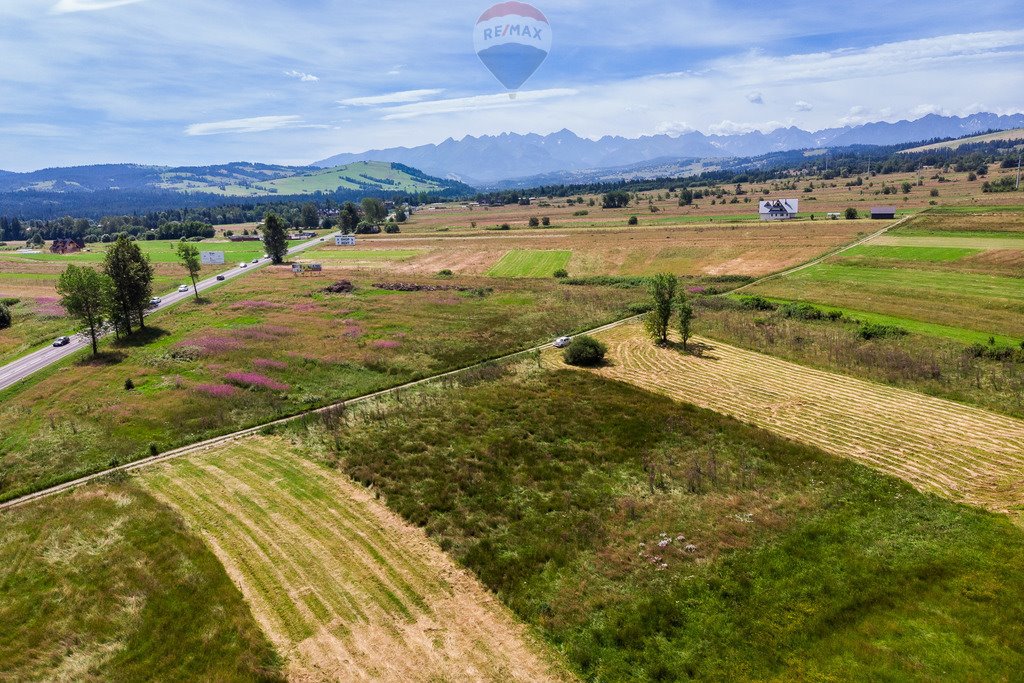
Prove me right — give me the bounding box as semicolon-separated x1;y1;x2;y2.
177;285;189;293
149;296;162;306
553;336;572;349
239;262;248;268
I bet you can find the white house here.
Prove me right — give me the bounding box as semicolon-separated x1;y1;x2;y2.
759;199;799;221
335;235;357;246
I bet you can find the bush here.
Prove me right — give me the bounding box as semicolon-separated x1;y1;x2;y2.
437;269;454;278
383;223;401;234
930;189;940;197
845;207;858;220
562;335;607;367
542;217;551;226
528;216;540;227
1;297;19;306
573;210;589;217
553;269;569;279
627;216;639;226
858;323;909;340
0;303;11;330
124;378;135;391
737;295;776;311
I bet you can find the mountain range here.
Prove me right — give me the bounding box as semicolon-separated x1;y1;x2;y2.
314;113;1024;186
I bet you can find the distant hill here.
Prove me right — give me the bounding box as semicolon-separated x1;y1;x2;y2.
900;128;1024;154
314;112;1024;186
0;160;470;198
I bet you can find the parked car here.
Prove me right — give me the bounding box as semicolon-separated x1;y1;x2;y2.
149;296;162;306
52;336;71;347
216;274;225;281
553;336;572;348
239;262;248;268
178;284;189;293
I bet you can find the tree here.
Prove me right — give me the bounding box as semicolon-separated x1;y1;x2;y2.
628;215;639;226
644;273;677;345
602;190;631;209
677;292;694;350
0;303;10;331
528;216;540;227
300;203;320;228
262;213;288;264
361;198;387;224
679;188;694;206
56;265;111;356
845;207;858;220
104;235;153;335
339;202;360;234
176;241;202;301
395;208;407;223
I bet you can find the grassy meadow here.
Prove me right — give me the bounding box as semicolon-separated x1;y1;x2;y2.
0;267;644;502
287;368;1024;681
0;478;281;681
487;250;573;278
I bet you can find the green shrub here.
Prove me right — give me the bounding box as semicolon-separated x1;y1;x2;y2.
528;216;540;227
553;269;569;279
541;216;551;226
124;378;135;391
0;297;19;306
563;335;607;367
845;207;859;220
573;210;589;217
437;269;454;278
627;216;639;226
0;303;10;331
738;295;777;311
859;323;909;340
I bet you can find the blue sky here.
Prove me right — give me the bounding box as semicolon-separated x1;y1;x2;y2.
0;0;1022;171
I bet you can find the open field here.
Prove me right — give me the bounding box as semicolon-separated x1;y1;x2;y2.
313;220;869;279
286;367;1024;680
0;478;281;681
747;207;1024;340
566;324;1024;519
487;250;572;278
0;268;643;502
142;438;569;682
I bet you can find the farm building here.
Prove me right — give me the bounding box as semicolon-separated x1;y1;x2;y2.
871;206;897;220
759;199;799;221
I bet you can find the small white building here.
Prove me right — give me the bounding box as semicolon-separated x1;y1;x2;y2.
759;199;799;221
335;235;357;246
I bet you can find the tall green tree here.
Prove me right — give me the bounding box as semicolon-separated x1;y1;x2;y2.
644;273;678;345
262;213;288;264
339;202;360;234
361;197;387;224
300;203;320;228
104;235;154;335
677;292;694;350
176;241;202;302
56;265;111;356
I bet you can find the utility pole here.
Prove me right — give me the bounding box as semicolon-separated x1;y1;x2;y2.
1017;149;1022;190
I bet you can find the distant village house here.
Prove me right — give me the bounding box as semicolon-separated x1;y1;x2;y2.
871;206;897;220
759;199;799;221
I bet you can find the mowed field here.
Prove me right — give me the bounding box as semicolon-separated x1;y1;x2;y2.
487;250;572;278
566;324;1024;521
748;206;1024;341
142;438;569;682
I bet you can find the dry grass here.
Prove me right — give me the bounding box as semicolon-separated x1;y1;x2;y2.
142;437;572;683
552;324;1024;523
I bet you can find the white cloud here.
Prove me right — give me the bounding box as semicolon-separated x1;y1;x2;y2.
909;103;952;117
185;115;307;136
284;70;319;83
51;0;146;14
0;123;67;137
655;121;696;136
339;89;444;107
746;91;765;105
794;100;813;112
379;89;579;121
707;119;788;135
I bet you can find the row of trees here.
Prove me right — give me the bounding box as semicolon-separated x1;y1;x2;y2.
645;274;695;349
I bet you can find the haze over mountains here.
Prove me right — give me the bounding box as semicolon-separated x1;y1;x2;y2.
315;112;1024;186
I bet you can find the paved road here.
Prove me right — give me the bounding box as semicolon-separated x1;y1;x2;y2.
0;232;338;393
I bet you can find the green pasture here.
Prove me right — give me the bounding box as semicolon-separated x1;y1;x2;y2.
486;250;572;278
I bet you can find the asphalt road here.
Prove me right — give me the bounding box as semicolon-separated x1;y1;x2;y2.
0;232;339;393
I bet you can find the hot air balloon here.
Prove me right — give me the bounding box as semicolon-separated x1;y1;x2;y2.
473;2;551;98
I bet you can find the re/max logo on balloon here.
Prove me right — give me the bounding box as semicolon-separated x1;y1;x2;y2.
473;2;551;94
479;23;545;43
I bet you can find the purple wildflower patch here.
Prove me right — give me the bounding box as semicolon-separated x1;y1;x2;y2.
225;371;290;391
195;383;239;398
178;335;242;356
34;297;66;317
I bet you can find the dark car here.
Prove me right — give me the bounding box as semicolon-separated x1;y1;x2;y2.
52;336;71;347
216;274;225;281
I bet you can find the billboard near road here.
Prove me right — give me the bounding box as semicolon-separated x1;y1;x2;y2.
335;235;356;246
292;263;323;275
201;251;225;265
